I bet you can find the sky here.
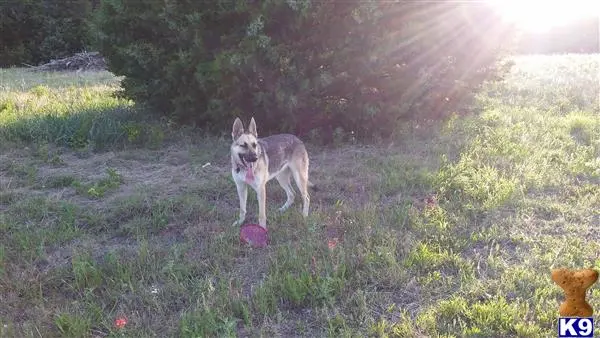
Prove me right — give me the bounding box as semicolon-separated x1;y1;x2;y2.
488;0;600;32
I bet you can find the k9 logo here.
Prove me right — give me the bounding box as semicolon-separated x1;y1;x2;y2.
558;317;594;338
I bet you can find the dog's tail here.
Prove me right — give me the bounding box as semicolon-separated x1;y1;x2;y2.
308;181;318;192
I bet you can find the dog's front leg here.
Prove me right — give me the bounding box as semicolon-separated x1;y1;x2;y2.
257;184;267;229
232;180;247;227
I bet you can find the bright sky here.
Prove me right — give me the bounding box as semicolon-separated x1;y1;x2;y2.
489;0;600;32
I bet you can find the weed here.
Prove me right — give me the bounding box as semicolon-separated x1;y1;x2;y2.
72;168;123;198
54;313;92;338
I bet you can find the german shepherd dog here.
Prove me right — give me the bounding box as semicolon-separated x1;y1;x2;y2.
230;117;315;230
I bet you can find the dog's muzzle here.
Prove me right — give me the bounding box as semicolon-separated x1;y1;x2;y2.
246;153;258;163
239;153;258;167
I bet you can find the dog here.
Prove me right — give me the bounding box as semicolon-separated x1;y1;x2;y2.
230;117;316;230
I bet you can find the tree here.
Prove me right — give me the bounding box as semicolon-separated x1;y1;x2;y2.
0;0;94;67
95;0;516;140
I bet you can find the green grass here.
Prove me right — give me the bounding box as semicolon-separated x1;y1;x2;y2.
0;68;165;151
0;54;599;337
71;168;124;199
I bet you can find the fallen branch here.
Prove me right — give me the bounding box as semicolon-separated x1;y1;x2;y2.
31;52;107;72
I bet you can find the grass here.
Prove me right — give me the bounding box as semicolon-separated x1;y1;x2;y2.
0;54;599;337
0;68;165;151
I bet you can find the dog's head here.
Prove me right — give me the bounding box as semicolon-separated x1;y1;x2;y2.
231;117;260;167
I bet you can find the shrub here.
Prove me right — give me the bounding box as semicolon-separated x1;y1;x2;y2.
0;0;95;67
95;0;516;141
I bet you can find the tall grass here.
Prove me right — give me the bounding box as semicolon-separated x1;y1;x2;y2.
0;69;164;150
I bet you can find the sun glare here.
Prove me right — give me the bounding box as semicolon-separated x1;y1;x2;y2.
489;0;600;33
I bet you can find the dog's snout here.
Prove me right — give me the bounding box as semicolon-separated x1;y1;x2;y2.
246;153;258;162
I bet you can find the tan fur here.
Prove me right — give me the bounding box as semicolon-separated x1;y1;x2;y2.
230;117;314;230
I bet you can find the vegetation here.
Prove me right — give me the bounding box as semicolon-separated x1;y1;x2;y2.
0;68;164;151
0;0;96;67
94;0;515;140
1;54;599;336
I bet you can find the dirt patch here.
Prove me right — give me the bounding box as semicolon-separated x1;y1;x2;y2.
30;143;229;210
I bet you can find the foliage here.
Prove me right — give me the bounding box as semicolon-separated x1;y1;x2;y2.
95;0;516;140
0;0;95;67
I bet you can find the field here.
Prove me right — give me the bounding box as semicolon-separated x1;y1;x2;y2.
0;54;599;337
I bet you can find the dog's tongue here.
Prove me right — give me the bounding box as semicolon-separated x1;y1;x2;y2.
245;166;254;182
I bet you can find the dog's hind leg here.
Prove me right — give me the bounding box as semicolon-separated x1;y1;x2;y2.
276;168;295;212
291;166;310;218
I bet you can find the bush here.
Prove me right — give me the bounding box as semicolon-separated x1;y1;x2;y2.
0;0;95;67
95;0;516;141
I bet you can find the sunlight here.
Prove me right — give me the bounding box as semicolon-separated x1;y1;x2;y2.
489;0;600;32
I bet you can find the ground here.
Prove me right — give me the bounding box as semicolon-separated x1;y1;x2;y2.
0;54;599;337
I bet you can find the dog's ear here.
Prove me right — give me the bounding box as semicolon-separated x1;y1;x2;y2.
232;118;244;141
248;117;257;137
